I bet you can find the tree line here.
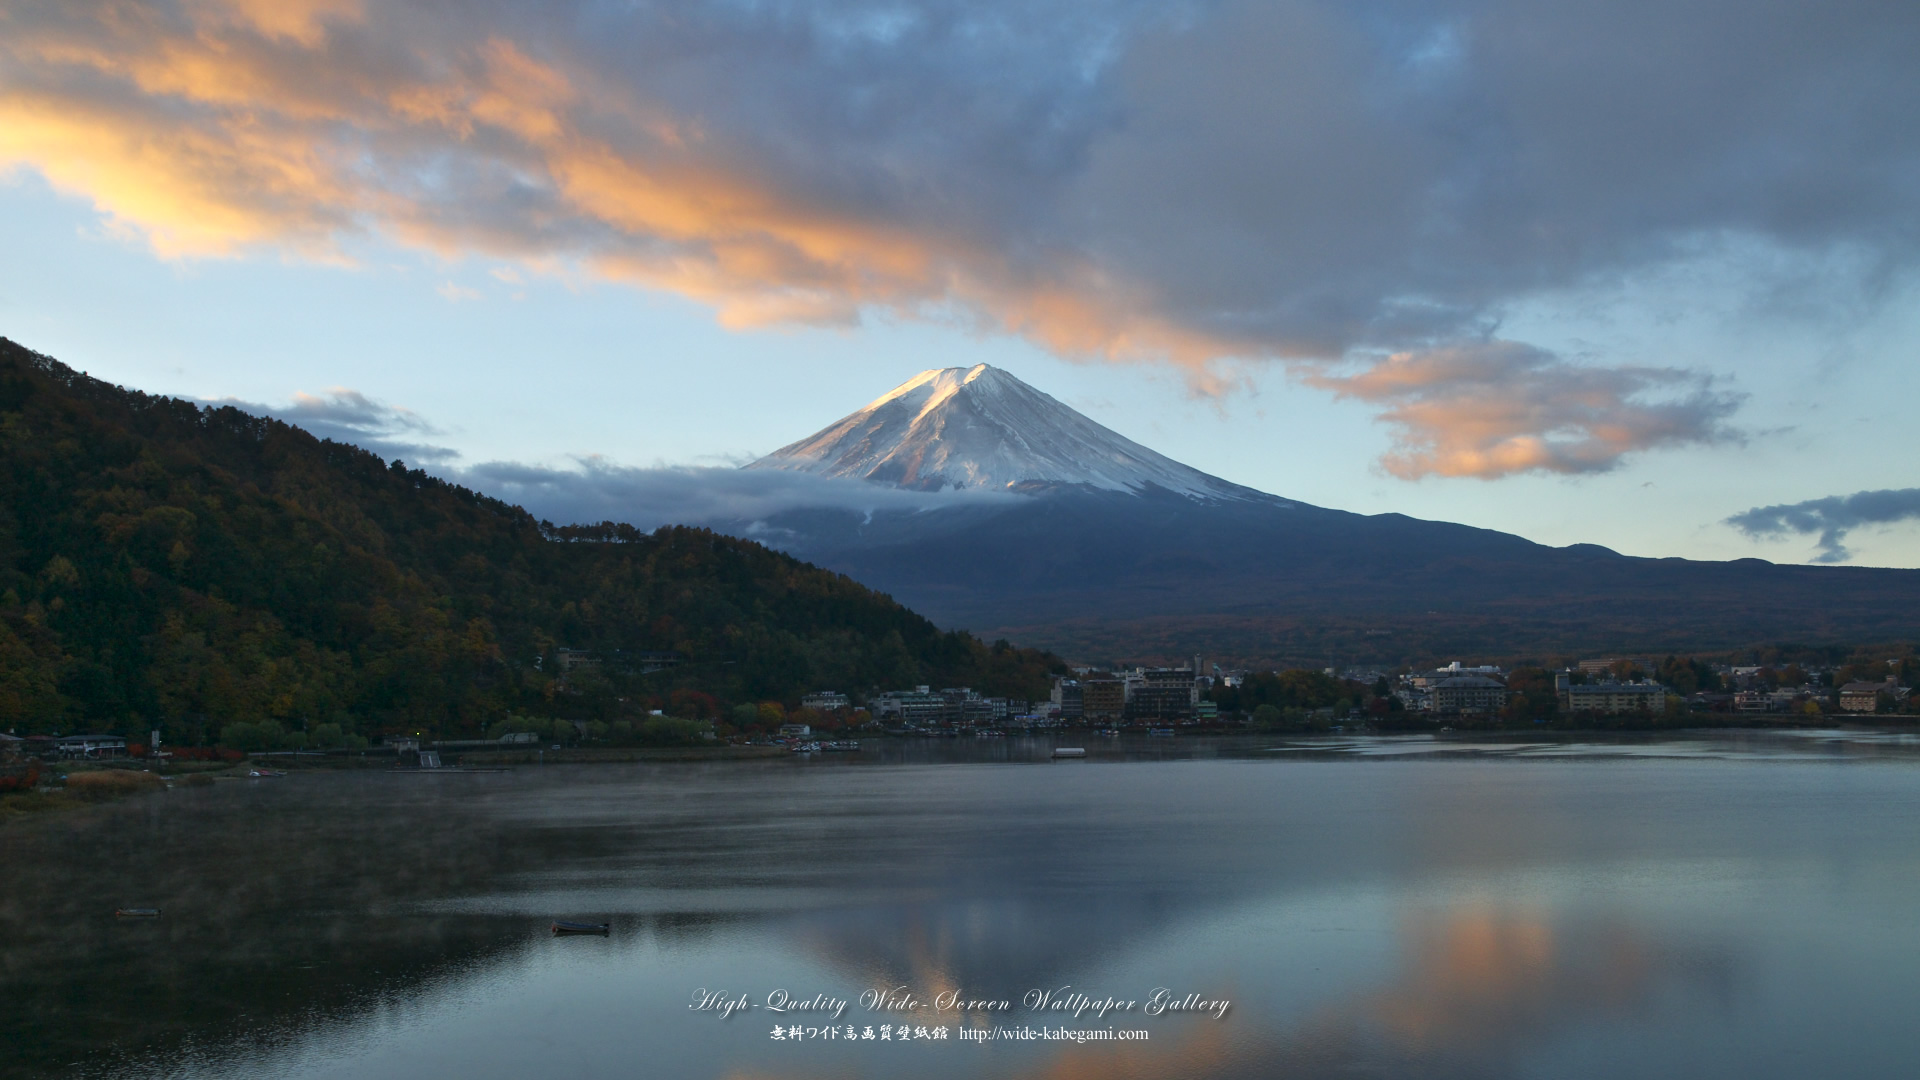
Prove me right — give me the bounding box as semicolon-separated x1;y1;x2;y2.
0;338;1062;748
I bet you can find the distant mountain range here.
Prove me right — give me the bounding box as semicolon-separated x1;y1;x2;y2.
723;365;1920;665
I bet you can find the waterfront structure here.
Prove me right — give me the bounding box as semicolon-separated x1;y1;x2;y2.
1839;679;1908;713
1080;677;1127;720
53;734;127;759
1565;681;1671;715
1429;675;1508;714
1126;667;1199;720
871;687;949;726
1050;678;1084;720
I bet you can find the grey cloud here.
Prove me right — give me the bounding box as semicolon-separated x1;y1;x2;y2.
452;458;1013;531
11;0;1920;474
213;390;462;464
1727;488;1920;564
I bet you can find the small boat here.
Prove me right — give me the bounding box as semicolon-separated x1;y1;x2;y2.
1149;727;1175;737
115;908;161;918
247;769;287;778
1051;747;1087;758
789;741;820;753
551;920;610;935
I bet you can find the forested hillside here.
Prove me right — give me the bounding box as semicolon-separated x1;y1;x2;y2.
0;338;1060;745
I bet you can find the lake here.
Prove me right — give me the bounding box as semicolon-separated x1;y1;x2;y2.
8;731;1920;1079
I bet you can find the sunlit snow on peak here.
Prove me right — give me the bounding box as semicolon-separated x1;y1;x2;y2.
748;365;1279;502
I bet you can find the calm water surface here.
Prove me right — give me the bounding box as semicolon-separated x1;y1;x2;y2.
7;731;1920;1079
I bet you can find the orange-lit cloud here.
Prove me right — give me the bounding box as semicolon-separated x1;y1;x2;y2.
0;0;1288;392
1306;341;1743;478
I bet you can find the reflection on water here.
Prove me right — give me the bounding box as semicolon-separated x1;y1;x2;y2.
7;733;1920;1079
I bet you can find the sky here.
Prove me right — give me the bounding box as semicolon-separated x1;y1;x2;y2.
2;0;1918;566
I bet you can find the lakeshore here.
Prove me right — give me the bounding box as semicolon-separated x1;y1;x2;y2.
15;725;1920;826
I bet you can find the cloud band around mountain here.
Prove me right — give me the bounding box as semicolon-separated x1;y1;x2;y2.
9;0;1917;476
459;458;1014;532
1727;488;1920;564
216;388;1008;528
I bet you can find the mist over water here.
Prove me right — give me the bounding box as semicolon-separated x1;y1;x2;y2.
9;734;1920;1079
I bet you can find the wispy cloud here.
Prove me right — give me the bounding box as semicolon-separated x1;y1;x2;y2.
213;387;460;464
6;0;1917;476
1306;340;1745;478
1727;488;1920;564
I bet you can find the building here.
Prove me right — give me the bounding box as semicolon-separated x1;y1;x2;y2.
1565;681;1671;715
1050;679;1084;720
554;648;601;673
1429;675;1508;714
871;687;949;726
1126;668;1199;721
941;688;1000;725
1839;679;1909;713
777;723;813;739
54;734;128;759
1080;677;1127;720
801;691;850;711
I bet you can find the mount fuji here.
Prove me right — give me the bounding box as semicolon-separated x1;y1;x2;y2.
747;364;1270;502
715;366;1920;665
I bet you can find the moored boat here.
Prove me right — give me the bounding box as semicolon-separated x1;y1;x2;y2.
551;920;610;935
115;908;161;918
1051;747;1087;758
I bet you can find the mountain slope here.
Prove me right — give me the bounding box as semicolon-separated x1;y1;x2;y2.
748;364;1271;500
725;368;1920;665
0;338;1060;742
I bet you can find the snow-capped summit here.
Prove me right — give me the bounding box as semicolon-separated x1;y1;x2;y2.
746;364;1272;501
